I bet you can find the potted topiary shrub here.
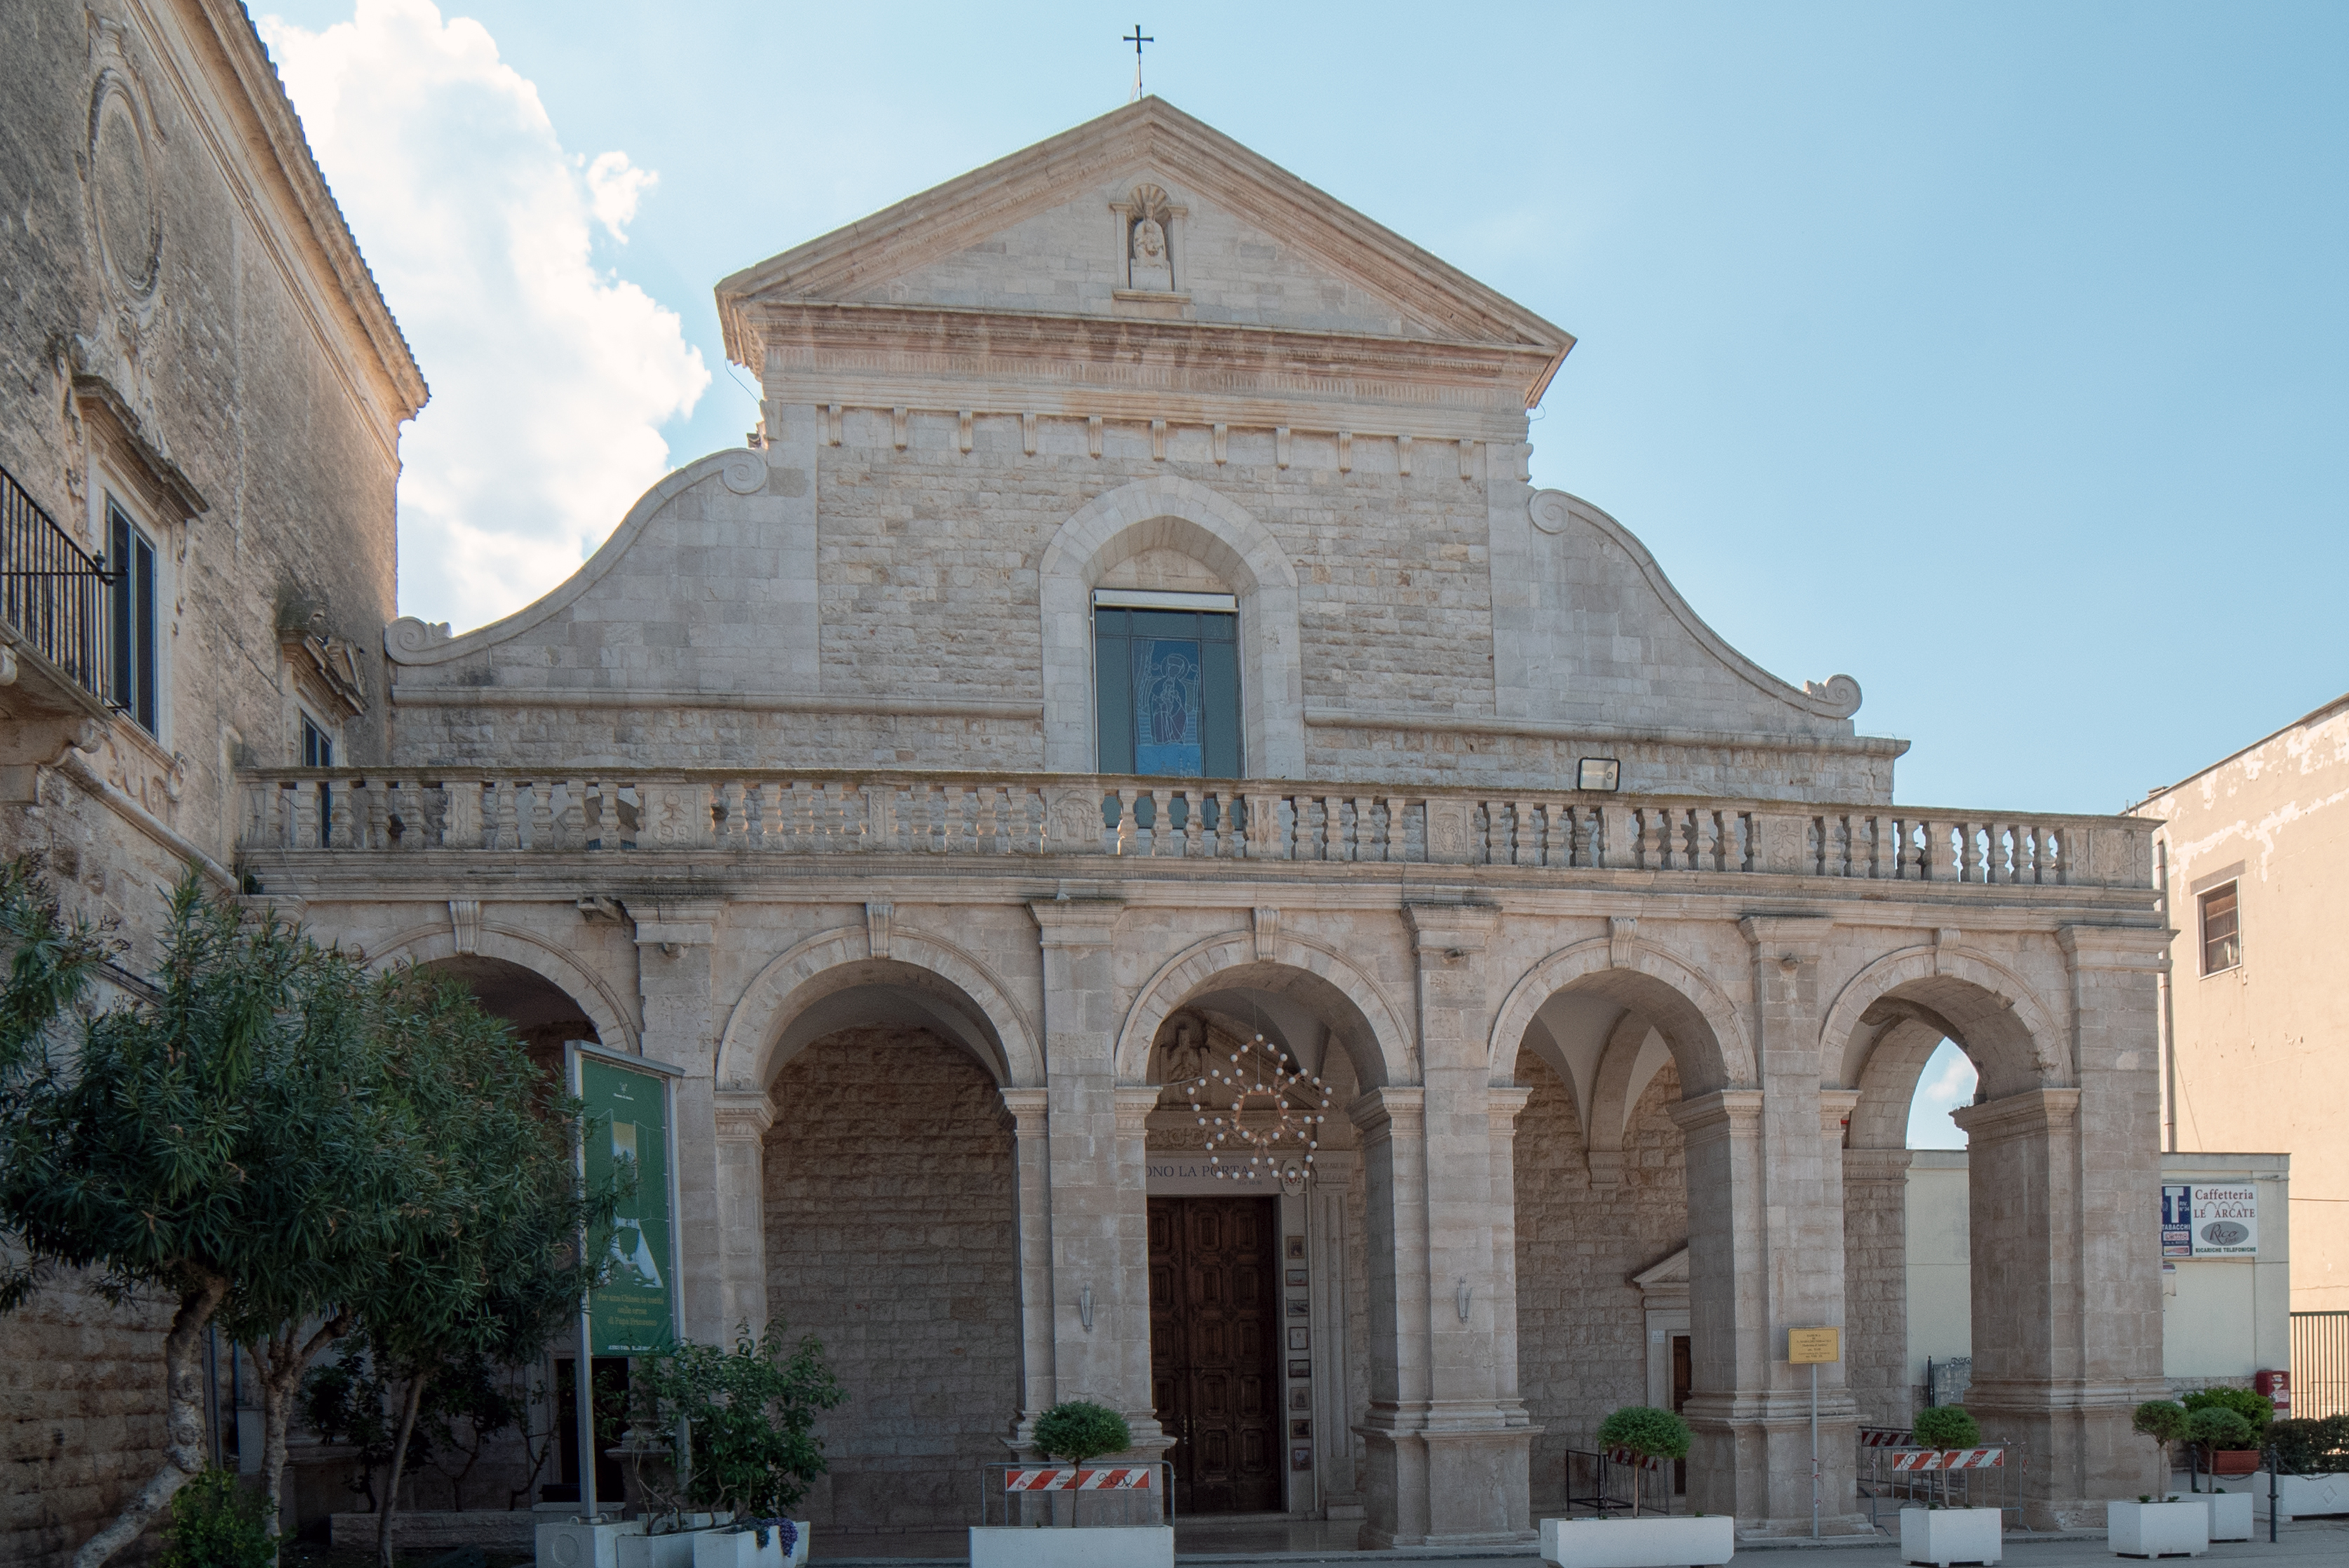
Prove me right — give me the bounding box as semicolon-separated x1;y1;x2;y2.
2181;1388;2269;1482
2111;1401;2205;1558
971;1400;1171;1568
1540;1407;1731;1568
621;1320;843;1568
1899;1407;2000;1568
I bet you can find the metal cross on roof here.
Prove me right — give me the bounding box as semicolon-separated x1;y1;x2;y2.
1124;23;1153;100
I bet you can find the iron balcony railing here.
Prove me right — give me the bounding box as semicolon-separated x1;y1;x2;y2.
1;464;111;700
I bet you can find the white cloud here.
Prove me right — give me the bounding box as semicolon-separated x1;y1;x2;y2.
260;0;708;633
1905;1039;1979;1149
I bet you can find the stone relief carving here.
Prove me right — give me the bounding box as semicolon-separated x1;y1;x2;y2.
719;450;767;495
1126;183;1175;292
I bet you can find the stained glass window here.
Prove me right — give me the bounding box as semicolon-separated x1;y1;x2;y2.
1093;602;1239;777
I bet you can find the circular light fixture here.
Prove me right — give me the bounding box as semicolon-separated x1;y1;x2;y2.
1184;1031;1333;1182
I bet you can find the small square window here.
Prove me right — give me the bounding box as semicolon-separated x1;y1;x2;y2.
2199;883;2240;975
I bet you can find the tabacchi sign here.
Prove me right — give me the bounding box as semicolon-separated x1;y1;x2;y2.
2162;1182;2258;1259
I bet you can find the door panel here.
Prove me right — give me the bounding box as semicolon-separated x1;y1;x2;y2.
1147;1195;1284;1513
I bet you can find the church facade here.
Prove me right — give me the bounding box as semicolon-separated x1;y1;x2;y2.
239;101;2167;1544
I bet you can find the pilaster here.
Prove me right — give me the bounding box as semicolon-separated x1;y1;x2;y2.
634;900;726;1343
1840;1144;1916;1430
998;1086;1054;1426
711;1089;774;1336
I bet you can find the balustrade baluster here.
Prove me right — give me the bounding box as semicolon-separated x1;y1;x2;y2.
1108;788;1136;856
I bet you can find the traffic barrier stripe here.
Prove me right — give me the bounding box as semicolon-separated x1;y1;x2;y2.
1890;1447;2004;1472
1004;1467;1157;1491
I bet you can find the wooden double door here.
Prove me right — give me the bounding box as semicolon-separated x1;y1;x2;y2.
1147;1195;1282;1514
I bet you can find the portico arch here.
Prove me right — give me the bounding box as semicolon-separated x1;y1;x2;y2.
1114;929;1411;1088
1487;935;1754;1095
1823;945;2062;1105
368;921;638;1054
1039;475;1304;777
715;925;1042;1090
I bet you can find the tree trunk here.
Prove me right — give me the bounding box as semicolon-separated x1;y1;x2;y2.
377;1372;428;1568
252;1312;349;1558
71;1276;226;1568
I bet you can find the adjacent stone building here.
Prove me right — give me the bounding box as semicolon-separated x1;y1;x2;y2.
0;4;419;1561
233;99;2172;1542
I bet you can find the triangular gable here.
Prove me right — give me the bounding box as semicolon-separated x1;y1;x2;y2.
718;97;1572;390
1629;1247;1689;1291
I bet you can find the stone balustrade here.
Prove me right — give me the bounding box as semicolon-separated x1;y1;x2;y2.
236;769;2150;888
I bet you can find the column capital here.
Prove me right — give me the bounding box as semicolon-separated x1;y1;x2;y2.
636;899;723;951
1843;1145;1916;1184
1667;1087;1765;1138
2056;924;2169;971
1819;1086;1862;1137
1028;895;1124;945
712;1088;774;1141
997;1086;1049;1136
1348;1085;1426;1142
1112;1084;1162;1134
1486;1086;1535;1130
1951;1085;2081;1143
1401;898;1499;956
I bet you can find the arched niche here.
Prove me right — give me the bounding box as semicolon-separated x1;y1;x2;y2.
1039;475;1304;777
1114;931;1413;1090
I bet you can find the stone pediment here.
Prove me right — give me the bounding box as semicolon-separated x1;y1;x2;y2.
718;97;1572;405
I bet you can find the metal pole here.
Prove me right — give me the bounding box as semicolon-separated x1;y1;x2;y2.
2268;1445;2278;1543
1810;1360;1820;1539
577;1313;597;1520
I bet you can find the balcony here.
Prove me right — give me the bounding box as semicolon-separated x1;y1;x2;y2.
0;464;111;708
236;768;2153;893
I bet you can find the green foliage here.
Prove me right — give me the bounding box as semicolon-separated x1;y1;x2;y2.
160;1469;274;1568
1031;1401;1134;1465
1597;1405;1693;1461
1911;1405;1982;1450
631;1320;846;1520
2132;1401;2190;1447
2182;1386;2273;1439
2188;1406;2254;1450
2268;1415;2349;1475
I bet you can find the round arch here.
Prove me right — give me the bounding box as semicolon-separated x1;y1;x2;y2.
1486;935;1753;1095
715;925;1042;1091
1822;945;2063;1099
367;922;638;1053
1038;475;1304;776
1115;930;1412;1088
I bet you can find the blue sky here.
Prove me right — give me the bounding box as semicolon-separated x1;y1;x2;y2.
262;1;2347;817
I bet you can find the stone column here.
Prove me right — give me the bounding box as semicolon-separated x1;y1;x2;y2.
1486;1087;1535;1420
1732;917;1865;1534
1309;1149;1362;1518
999;1087;1054;1425
711;1089;773;1337
1668;1089;1768;1521
1351;901;1530;1548
1841;1145;1916;1431
634;900;727;1344
1025;898;1166;1460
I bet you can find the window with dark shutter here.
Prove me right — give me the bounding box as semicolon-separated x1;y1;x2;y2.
1093;591;1241;778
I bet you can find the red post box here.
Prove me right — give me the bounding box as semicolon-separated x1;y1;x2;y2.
2254;1369;2290;1417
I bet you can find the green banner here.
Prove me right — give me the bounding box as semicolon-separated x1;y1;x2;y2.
579;1053;677;1354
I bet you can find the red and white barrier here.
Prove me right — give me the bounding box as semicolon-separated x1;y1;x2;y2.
1890;1447;2004;1472
1004;1467;1157;1492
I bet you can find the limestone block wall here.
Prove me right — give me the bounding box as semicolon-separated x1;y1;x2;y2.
763;1027;1021;1532
0;1280;176;1567
1514;1057;1688;1513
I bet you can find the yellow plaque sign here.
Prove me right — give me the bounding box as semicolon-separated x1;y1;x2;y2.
1787;1327;1840;1365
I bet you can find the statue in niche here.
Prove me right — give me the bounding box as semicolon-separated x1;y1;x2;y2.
1129;214;1173;291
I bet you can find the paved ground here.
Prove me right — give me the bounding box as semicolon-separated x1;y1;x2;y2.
809;1515;2349;1566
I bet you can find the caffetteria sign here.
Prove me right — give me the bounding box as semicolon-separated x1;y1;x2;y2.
2163;1182;2258;1259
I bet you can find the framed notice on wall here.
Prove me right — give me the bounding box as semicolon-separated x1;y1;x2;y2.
570;1043;685;1353
2163;1182;2257;1259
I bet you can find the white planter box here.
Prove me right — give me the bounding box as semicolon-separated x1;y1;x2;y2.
969;1524;1174;1568
2249;1470;2349;1522
2106;1499;2207;1558
687;1522;809;1568
616;1531;697;1568
2200;1491;2252;1542
1900;1506;2002;1566
1539;1513;1737;1568
536;1519;646;1568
